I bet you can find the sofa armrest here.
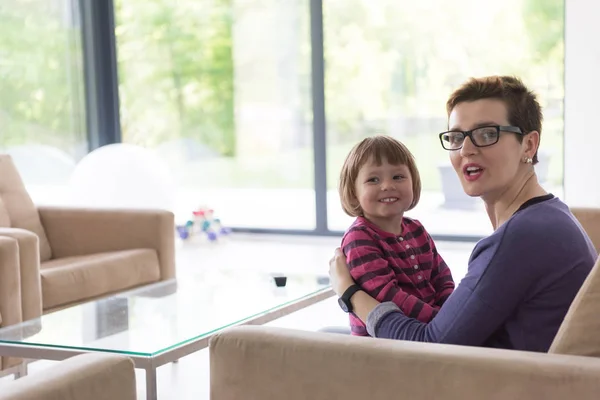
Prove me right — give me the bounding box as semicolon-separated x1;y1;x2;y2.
38;206;175;280
210;326;600;400
0;228;41;321
0;353;137;400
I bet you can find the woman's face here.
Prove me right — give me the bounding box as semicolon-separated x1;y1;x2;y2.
448;99;536;202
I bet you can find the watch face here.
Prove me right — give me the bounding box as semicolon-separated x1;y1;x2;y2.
338;297;350;313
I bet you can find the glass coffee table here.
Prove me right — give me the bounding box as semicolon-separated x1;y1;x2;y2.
0;270;333;399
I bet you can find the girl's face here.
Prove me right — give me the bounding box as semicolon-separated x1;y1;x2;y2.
354;157;413;232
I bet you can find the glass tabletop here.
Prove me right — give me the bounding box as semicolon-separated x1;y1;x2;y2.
0;269;331;356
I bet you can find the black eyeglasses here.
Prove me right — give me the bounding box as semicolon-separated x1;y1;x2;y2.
439;125;524;150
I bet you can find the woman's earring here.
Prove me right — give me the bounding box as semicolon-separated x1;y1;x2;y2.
524;157;533;164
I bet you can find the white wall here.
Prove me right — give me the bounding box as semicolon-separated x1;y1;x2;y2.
564;0;600;207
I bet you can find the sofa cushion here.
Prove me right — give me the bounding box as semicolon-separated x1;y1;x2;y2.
0;155;52;261
40;249;161;310
549;256;600;356
0;197;10;227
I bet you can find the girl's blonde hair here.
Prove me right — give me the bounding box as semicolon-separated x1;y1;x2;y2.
339;135;421;217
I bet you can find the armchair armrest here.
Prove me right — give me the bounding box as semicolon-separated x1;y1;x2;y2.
210;326;600;400
0;236;22;328
0;353;137;400
0;236;22;370
38;206;175;280
0;228;41;321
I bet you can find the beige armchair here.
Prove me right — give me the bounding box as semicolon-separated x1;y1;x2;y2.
210;208;600;400
0;154;175;372
571;207;600;252
0;353;136;400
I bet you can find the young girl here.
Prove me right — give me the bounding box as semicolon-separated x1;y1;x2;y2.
338;135;455;336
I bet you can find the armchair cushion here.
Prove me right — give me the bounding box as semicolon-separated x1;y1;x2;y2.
41;249;160;310
0;155;52;261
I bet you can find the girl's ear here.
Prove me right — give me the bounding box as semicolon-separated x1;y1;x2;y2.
351;200;362;216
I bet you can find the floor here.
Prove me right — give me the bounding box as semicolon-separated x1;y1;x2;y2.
0;234;473;399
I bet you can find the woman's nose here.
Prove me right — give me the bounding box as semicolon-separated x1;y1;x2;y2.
460;136;478;157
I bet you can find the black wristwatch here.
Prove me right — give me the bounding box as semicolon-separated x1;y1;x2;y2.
338;284;362;313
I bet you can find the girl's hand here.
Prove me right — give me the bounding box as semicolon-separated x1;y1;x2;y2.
328;248;355;296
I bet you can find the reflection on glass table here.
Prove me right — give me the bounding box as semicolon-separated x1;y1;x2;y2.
0;273;330;355
0;272;332;400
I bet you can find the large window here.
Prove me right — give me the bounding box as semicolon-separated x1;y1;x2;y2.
0;0;87;204
115;0;315;229
1;0;564;237
324;0;564;236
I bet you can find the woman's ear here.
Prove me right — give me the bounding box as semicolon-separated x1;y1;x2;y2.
525;130;540;155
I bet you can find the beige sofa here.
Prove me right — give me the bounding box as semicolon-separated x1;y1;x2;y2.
0;353;136;400
0;154;175;372
210;322;600;400
210;208;600;400
211;255;600;400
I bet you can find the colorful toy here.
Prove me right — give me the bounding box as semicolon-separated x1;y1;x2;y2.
176;207;231;242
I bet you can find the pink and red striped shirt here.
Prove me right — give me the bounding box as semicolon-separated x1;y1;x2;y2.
342;216;455;336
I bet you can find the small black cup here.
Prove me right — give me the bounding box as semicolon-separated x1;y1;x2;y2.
273;276;288;287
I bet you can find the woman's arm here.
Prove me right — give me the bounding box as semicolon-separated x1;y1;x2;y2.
349;291;380;322
331;244;499;345
330;219;544;347
329;248;380;323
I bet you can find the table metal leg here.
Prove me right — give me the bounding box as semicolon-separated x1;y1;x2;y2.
146;367;157;400
14;362;28;379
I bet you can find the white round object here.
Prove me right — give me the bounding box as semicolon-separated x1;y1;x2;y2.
69;143;176;210
5;145;77;185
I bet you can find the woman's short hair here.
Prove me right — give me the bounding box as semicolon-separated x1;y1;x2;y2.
446;75;543;164
339;135;421;217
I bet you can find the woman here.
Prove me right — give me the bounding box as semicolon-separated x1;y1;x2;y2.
329;76;598;352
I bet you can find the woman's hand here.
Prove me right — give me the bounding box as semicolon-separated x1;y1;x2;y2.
328;248;355;296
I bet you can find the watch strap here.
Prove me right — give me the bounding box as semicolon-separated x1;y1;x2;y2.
340;284;361;312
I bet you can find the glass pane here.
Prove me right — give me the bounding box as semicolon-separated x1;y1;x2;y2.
115;0;315;230
324;0;564;236
0;273;329;356
0;0;87;204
